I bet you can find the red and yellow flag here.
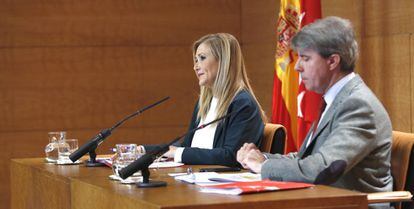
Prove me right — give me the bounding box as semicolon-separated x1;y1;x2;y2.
271;0;322;153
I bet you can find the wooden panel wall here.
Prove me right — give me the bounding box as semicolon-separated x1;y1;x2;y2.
2;1;414;209
241;0;279;118
322;0;414;132
412;36;414;129
359;35;411;131
1;1;242;208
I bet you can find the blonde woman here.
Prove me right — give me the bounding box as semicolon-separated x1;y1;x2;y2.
145;33;265;167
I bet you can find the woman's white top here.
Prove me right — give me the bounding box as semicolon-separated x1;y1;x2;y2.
174;97;219;162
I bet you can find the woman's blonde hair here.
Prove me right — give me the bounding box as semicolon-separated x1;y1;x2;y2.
192;33;266;122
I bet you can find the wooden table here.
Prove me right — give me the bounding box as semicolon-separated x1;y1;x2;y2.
11;158;368;209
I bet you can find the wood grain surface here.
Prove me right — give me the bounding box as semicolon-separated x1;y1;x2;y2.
11;158;368;209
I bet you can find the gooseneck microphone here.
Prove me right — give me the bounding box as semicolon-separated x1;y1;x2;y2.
69;96;170;166
118;112;233;187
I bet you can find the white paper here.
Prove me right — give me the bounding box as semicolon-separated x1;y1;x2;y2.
174;172;261;186
200;187;244;195
174;172;222;186
207;172;261;183
56;159;82;165
108;174;143;184
149;161;183;169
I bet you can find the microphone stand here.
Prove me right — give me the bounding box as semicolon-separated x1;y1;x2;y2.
69;96;170;167
118;113;232;188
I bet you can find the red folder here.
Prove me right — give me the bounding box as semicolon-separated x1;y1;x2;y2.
200;179;313;195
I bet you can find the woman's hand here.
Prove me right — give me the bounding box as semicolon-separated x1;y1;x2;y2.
162;146;177;158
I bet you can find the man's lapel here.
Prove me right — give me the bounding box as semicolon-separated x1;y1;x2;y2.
298;75;363;159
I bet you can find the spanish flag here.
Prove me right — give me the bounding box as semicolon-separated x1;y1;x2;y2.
271;0;322;153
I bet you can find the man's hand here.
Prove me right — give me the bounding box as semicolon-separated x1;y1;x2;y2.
237;143;256;168
237;143;266;173
242;149;266;173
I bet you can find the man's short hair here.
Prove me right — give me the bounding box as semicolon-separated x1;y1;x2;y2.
292;16;359;72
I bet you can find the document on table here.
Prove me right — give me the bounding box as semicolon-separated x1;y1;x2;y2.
207;172;261;182
173;172;261;186
149;161;184;169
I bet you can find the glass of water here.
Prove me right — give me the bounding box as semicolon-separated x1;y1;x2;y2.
44;131;66;163
57;139;78;164
112;144;139;178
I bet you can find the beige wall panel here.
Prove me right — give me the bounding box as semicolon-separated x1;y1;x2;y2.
243;44;276;120
322;0;414;37
0;138;12;208
359;35;411;132
1;1;243;208
0;45;198;207
241;0;278;44
240;0;279;121
0;0;241;47
361;0;414;37
321;0;363;37
0;46;196;132
411;35;414;132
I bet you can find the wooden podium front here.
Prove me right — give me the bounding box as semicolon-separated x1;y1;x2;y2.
11;158;368;209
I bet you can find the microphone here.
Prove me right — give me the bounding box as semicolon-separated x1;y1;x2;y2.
118;112;233;187
69;96;170;166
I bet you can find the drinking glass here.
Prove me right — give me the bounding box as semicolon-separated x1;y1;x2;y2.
44;131;66;163
57;139;78;164
112;144;139;178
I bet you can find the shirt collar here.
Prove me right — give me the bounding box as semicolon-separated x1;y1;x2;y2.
323;72;356;108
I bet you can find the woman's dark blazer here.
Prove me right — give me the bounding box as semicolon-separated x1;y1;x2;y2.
179;90;264;167
144;90;264;167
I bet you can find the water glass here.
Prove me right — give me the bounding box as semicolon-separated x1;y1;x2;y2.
57;139;79;164
44;131;66;163
112;144;139;178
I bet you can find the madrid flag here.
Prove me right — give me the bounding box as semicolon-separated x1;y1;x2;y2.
271;0;322;153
